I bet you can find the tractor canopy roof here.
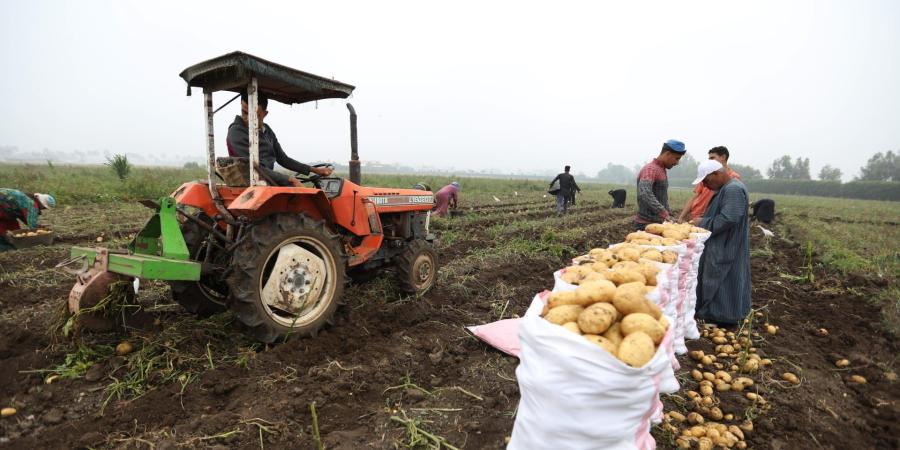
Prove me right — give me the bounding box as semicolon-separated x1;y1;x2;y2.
179;51;355;105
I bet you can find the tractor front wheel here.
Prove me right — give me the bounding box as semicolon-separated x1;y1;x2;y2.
227;214;345;343
396;239;437;295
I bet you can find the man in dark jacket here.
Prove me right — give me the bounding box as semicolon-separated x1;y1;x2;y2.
549;166;581;216
226;93;332;187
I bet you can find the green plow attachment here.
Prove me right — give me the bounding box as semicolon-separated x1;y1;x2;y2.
68;196;201;282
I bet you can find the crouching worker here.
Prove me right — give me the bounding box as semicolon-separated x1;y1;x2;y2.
432;182;460;217
692;161;751;328
226;93;333;186
0;189;56;251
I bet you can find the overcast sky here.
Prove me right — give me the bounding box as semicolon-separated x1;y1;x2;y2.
2;0;899;180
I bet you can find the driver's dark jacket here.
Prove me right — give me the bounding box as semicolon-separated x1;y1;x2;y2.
226;116;311;186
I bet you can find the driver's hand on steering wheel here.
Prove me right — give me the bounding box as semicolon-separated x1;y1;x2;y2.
288;177;304;188
311;166;333;177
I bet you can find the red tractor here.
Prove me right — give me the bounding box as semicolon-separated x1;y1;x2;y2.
65;52;437;342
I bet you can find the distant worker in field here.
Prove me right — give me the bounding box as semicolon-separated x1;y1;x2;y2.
677;146;741;223
226;93;334;187
750;199;775;224
413;182;432;192
549;165;581;216
0;189;56;251
634;139;686;230
608;189;626;208
432;182;460;217
692;160;751;328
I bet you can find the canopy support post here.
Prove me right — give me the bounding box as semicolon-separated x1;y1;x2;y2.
247;78;261;186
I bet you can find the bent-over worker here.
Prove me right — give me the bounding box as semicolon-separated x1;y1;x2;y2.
432;182;460;217
0;189;56;251
226;93;333;187
693;160;751;328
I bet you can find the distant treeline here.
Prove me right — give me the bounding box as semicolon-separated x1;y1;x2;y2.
743;180;899;201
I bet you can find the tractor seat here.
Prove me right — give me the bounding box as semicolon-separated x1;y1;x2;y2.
216;157;250;187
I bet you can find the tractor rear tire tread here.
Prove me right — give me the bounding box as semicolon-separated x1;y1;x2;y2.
227;214;346;343
168;218;228;317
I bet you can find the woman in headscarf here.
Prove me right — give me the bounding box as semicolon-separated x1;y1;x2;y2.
0;189;56;251
432;182;460;217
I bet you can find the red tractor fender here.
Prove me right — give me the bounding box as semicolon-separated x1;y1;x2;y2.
172;182;333;224
171;181;244;220
226;186;333;223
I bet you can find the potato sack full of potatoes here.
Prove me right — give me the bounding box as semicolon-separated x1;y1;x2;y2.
543;272;671;368
510;291;680;450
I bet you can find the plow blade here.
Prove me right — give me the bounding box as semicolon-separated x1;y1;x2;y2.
63;246;201;332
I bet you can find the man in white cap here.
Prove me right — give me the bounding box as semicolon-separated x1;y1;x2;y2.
0;189;56;251
692;160;751;328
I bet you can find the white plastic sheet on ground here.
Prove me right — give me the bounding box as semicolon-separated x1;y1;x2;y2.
508;293;678;450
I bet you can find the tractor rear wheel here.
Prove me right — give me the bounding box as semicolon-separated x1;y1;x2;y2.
168;218;228;317
227;213;345;343
396;239;437;295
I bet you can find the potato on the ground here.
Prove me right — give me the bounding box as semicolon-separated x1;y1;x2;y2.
782;372;800;384
617;331;656;367
544;304;584;325
583;334;618;354
621;313;666;344
577;302;618;334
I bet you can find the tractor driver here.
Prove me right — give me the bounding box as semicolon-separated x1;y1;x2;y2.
226;93;333;187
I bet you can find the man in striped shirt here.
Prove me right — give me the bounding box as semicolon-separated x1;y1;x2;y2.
633;139;686;230
693;160;751;328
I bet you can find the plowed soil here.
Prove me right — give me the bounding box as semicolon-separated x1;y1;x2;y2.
1;199;897;449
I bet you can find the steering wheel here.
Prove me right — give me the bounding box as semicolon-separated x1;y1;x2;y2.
294;163;334;189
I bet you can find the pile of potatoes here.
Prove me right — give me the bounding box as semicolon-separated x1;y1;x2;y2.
570;243;678;276
662;323;775;449
624;222;709;245
663;416;752;450
17;229;52;237
543;248;672;368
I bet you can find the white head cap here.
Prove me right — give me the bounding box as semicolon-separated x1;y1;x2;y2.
35;193;57;209
692;160;724;185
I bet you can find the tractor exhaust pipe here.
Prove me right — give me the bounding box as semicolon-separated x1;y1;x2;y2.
346;103;360;185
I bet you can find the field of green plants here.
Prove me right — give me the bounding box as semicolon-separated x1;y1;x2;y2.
0;163;897;449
